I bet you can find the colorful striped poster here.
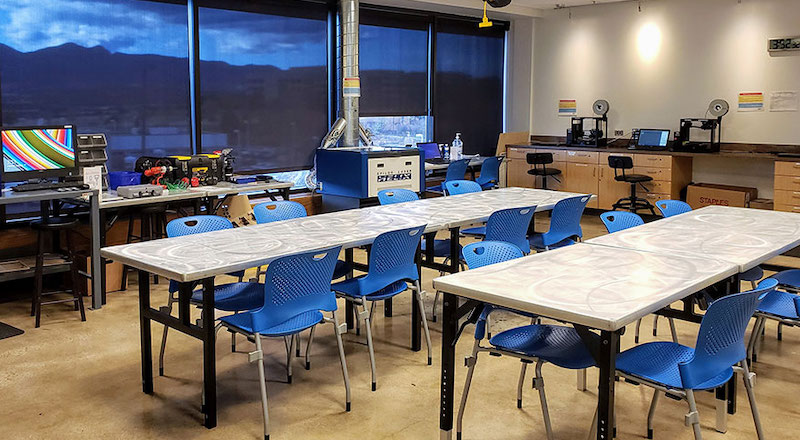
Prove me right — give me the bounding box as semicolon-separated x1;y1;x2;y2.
558;99;577;116
738;92;764;112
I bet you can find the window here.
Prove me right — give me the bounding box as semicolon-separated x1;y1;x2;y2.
434;19;506;157
0;0;192;174
360;116;431;147
198;1;329;173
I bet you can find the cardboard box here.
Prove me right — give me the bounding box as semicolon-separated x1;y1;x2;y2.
217;194;256;227
750;198;774;211
686;183;758;209
84;257;125;296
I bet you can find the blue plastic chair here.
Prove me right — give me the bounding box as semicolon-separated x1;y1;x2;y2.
332;225;431;391
444;179;482;196
426;158;471;193
253;200;350;281
159;215;260;375
655;199;692;218
462;206;537;254
220;246;351;440
748;270;800;361
475;156;503;190
377;188;456;262
253;200;307;224
456;242;599;440
600;211;644;233
616;279;776;440
529;195;591;251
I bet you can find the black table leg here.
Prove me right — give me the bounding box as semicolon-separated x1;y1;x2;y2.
448;227;460;273
411;246;422;352
384;298;393;317
345;248;355;330
439;292;458;439
99;209;108;306
596;330;620;440
138;270;154;395
201;277;217;429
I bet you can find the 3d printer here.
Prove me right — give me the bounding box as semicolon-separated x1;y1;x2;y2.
674;99;729;154
566;100;610;148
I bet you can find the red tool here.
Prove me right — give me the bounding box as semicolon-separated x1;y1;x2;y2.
143;166;173;187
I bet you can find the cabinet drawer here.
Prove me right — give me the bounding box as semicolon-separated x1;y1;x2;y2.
776;203;800;213
642;193;671;204
634;167;672;181
507;147;532;160
775;175;800;191
600;152;633;166
543;150;567;162
774;190;800;206
643;181;671;195
634;154;672;169
775;161;800;177
565;150;599;164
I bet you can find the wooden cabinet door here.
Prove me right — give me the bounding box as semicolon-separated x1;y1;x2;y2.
598;166;631;210
507;158;533;188
565;162;599;208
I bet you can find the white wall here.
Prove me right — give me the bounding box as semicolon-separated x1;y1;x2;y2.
506;16;535;133
529;0;800;197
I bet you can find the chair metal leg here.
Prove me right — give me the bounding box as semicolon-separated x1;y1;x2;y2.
330;310;351;411
415;281;433;365
652;315;659;337
685;389;703;440
517;361;528;408
748;316;766;363
432;290;440;323
295;332;302;358
252;334;270;440
668;318;679;343
777;322;783;341
360;302;377;391
716;392;728;434
286;335;296;384
231;330;236;353
647;390;660;439
635;318;643;343
304;325;316;370
533;360;555;440
741;361;765;440
457;339;480;438
158;293;176;376
577;368;587;392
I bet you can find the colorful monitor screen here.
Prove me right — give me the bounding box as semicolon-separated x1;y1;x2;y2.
2;127;76;173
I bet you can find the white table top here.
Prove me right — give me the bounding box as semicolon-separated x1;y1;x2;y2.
369;187;594;229
588;206;800;272
432;243;738;331
192;181;292;197
101;207;430;282
424;156;484;171
100;181;292;209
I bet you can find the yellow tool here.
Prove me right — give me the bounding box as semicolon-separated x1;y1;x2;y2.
479;1;493;28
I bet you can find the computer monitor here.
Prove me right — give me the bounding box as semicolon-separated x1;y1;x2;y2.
637;129;671;148
417;142;441;160
1;125;79;182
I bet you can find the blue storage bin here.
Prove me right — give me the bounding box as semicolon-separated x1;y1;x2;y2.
109;171;141;190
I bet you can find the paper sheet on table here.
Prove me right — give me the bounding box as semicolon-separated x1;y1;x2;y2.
770;91;799;112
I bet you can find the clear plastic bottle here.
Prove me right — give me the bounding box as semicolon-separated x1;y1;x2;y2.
451;133;463;160
443;143;450;161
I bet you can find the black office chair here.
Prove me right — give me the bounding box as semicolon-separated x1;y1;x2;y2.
608;156;656;215
526;152;562;190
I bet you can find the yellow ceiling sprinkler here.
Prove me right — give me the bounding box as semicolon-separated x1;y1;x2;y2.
479;0;511;28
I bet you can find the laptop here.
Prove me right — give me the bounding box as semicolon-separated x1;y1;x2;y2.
635;129;671;150
418;142;447;164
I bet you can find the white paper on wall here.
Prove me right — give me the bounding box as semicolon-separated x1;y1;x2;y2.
770;91;799;112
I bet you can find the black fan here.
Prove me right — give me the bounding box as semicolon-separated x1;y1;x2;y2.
487;0;512;7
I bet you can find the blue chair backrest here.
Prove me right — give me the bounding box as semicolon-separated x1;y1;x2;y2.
478;156;503;185
600;211;644;233
462;241;525;340
167;215;233;237
485;206;536;254
462;241;524;270
358;225;426;294
253;200;307;224
378;189;419;205
444;159;471;182
679;278;777;389
540;195;591;247
248;246;342;332
445;180;482;196
656;200;692;218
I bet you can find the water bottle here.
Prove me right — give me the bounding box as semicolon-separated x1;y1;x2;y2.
451;133;463;160
443;143;450;161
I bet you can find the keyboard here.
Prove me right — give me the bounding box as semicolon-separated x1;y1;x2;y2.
425;158;448;165
11;182;91;192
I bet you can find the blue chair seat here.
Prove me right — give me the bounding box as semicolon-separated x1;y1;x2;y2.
461;226;486;237
616;341;733;390
421;238;461;258
756;289;800;319
489;324;598;370
477;180;497;190
190;282;265;312
221;309;324;337
332;278;408;300
426;184;444;193
769;269;800;288
528;234;575;251
740;266;764;283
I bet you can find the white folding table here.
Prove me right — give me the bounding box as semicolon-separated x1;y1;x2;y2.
432;243;740;440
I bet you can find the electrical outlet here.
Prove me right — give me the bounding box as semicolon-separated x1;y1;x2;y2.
614;129;625;137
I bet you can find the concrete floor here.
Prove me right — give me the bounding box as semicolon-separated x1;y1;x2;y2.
1;214;799;439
